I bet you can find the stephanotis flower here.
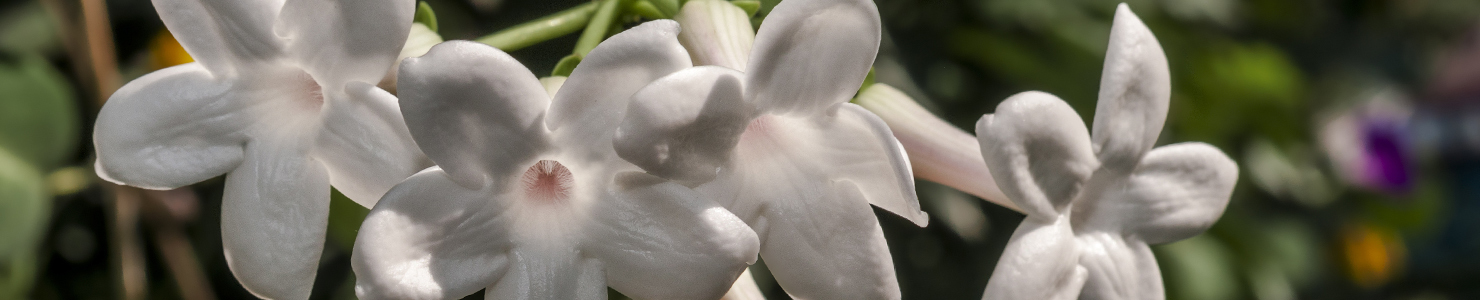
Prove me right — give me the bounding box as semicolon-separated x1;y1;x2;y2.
92;0;425;298
352;21;760;300
975;5;1238;299
612;0;927;297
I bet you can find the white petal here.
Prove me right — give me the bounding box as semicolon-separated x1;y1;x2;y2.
614;66;751;185
151;0;285;76
1090;4;1171;172
976;91;1098;220
700;135;901;298
854;84;1016;211
546;20;692;163
981;217;1087;300
275;0;415;90
397;41;552;188
755;181;899;299
314;82;428;207
745;0;879;116
1079;143;1237;245
220;137;330;300
94;63;248;190
585;172;759;300
815;104;928;226
485;249;608;300
1075;232;1165;300
353;167;512;300
674;0;756;70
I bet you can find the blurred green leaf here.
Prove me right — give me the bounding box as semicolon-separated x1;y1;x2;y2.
732;0;761;17
1156;234;1241;300
414;1;440;33
0;3;63;54
552;54;583;77
326;188;370;250
0;148;49;298
0;53;80;170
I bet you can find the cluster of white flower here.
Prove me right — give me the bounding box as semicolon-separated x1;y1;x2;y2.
91;0;1236;299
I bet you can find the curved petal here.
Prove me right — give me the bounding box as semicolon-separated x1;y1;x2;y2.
976;91;1098;220
484;250;608;300
151;0;285;76
1090;4;1170;172
546;20;692;163
813;104;927;226
314;82;428;207
275;0;415;90
353;167;512;300
745;0;880;116
220;137;330;300
854;84;1016;211
397;41;552;188
674;0;756;70
1080;143;1237;245
981;217;1087;300
756;181;899;299
614;66;751;185
700;130;902;298
1075;233;1165;300
94;63;249;190
585;172;759;300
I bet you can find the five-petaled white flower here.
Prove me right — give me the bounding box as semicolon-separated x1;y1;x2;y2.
975;5;1238;300
350;21;761;300
612;0;928;298
92;0;426;298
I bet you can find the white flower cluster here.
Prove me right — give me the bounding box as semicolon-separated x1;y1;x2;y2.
91;0;1235;299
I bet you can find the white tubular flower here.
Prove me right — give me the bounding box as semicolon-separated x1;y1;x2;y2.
854;84;1017;211
352;21;760;300
91;0;424;298
977;5;1238;300
614;0;927;298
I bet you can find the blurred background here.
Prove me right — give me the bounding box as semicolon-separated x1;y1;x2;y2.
2;0;1479;299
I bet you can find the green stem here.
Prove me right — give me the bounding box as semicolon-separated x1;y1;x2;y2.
475;2;600;52
573;0;625;57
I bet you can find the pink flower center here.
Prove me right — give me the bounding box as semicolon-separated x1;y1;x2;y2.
521;160;575;203
290;70;325;110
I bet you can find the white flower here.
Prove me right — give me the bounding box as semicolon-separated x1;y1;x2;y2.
91;0;424;298
351;21;760;300
612;0;927;298
976;5;1238;300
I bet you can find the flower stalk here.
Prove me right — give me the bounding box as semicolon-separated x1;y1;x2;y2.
475;1;599;52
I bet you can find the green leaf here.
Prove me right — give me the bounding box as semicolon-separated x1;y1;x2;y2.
0;53;79;170
631;0;668;19
0;3;63;54
552;54;583;77
0;148;48;299
414;1;439;33
325;188;370;250
731;0;761;17
652;0;680;17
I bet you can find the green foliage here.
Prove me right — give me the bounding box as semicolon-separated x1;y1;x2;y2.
0;53;79;170
552;54;583;77
0;148;48;299
1155;235;1240;300
414;1;439;33
326;189;371;250
732;0;761;17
